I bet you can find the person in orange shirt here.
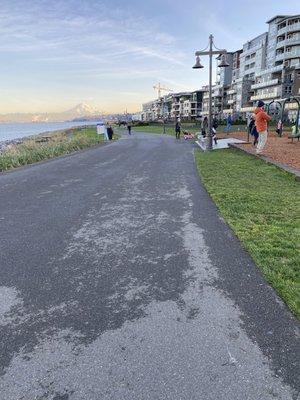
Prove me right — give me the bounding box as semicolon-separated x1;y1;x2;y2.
254;100;271;154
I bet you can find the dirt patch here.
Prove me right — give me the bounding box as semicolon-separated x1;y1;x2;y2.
218;130;300;171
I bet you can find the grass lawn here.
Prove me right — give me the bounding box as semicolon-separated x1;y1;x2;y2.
0;126;118;172
132;124;200;136
132;124;293;137
195;148;300;318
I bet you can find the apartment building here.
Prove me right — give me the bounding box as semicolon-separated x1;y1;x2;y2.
140;14;300;122
221;15;300;119
223;50;242;115
141;100;160;121
168;90;204;120
141;90;204;122
235;32;268;115
201;52;239;117
250;15;300;119
187;90;204;119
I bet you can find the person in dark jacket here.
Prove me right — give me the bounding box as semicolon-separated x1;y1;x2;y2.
127;122;132;135
175;119;181;139
201;116;208;137
212;117;219;130
249;115;258;146
107;125;114;140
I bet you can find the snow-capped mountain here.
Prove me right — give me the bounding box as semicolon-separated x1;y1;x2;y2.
0;103;103;123
70;103;100;116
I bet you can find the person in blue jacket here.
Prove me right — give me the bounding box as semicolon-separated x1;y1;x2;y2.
226;114;232;133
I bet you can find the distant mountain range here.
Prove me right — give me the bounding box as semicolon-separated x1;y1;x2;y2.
0;103;105;123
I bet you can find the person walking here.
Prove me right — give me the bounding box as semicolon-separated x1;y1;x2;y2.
212;116;219;146
127;122;132;135
225;115;232;134
212;116;219;132
107;124;114;140
276;119;283;136
175;119;181;139
201;116;208;137
254;100;271;154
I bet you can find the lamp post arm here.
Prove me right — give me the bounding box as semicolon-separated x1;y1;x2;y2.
195;50;227;56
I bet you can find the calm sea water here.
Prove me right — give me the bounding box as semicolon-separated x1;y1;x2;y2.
0;121;103;142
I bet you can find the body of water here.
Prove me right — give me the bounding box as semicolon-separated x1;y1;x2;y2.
0;121;103;142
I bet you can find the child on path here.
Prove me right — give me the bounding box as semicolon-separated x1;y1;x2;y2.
254;100;271;154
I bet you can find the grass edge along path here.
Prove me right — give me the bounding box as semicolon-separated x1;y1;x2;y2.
0;127;118;172
195;148;300;318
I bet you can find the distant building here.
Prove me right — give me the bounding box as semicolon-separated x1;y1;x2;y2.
141;90;204;122
132;112;142;121
250;15;300;119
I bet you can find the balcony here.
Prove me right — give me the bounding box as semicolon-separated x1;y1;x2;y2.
276;39;286;49
242;42;263;55
250;91;280;101
256;65;283;77
240;106;255;112
212;90;222;97
227;99;235;104
275;52;285;61
287;22;300;33
284;48;300;59
227;89;236;95
278;22;300;36
287;35;300;45
276;35;300;49
290;62;300;69
251;78;280;89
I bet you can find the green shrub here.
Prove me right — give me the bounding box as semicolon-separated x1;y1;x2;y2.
0;127;112;172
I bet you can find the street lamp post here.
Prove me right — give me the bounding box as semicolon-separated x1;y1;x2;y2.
193;34;229;150
163;97;167;134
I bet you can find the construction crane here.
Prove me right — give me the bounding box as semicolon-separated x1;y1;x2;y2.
153;82;173;99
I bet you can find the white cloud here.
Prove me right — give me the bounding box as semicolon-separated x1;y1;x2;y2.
0;1;186;68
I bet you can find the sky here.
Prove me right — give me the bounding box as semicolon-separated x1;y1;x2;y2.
0;0;299;114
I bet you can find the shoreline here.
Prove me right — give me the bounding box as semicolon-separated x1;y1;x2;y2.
0;124;96;153
0;125;119;172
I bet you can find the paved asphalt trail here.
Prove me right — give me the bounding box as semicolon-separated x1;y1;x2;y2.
0;133;299;400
